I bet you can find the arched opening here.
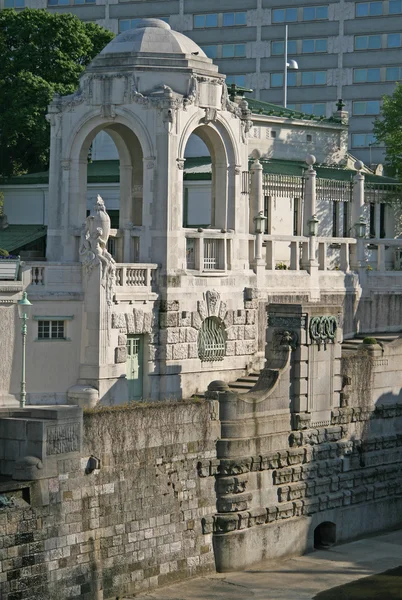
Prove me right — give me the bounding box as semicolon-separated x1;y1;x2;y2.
314;521;336;549
182;124;230;231
72;122;144;263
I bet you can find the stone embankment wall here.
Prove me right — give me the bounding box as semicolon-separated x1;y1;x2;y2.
0;401;218;600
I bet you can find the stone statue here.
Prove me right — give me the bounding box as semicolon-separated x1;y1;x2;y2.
79;195;116;301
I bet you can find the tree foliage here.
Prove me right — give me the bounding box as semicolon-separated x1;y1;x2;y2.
374;83;402;179
0;9;114;177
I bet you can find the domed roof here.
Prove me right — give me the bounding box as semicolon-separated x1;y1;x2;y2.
100;19;207;58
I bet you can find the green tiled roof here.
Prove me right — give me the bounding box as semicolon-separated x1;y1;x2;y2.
260;159;397;184
0;225;47;253
0;160;121;186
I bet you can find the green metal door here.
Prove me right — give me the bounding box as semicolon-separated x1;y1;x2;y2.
126;335;143;400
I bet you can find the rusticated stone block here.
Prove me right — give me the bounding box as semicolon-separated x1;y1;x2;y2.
118;334;126;346
301;464;318;480
226;326;236;341
115;347;127;364
248;507;267;526
197;461;210;478
277;502;294;520
319;495;329;511
325;426;342;442
160;300;179;312
288;483;306;500
303;498;319;515
293;500;303;517
292;466;302;482
244;325;257;340
343;490;352;505
201;516;214;534
235;340;256;355
197;300;207;321
112;313;126;330
267;506;278;522
236;327;245;340
238;512;249;530
172;344;188;360
278;451;289;468
214;514;238;534
192;312;203;330
262;453;280;470
218;459;252;475
160;328;180;345
246;310;255;325
179;328;187;343
216;476;248;495
287;448;305;466
218;302;227;321
188;343;198;359
217;493;252;513
160;312;178;328
133;308;144;333
186;328;198;343
273;468;292;485
125;313;135;333
315;477;331;495
305;481;316;497
224;310;234;327
289;432;303;448
233;310;246;325
327;492;343;509
278;486;290;502
251;456;262;471
226;341;235;356
179;311;192;327
143;311;153;333
351;486;367;503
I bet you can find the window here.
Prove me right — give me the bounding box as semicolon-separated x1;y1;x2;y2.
389;0;402;13
222;11;247;26
343;202;349;237
387;33;402;48
37;320;66;340
301;71;327;85
352;100;381;115
351;133;377;147
201;45;218;59
353;68;381;83
386;66;402;80
226;75;246;87
370;203;376;237
222;44;246;58
5;0;24;6
380;203;386;238
302;38;327;53
194;13;218;28
198;317;226;362
271;40;297;55
354;35;381;50
119;17;168;31
332;202;339;237
355;1;383;16
300;103;326;116
272;8;298;23
302;5;328;20
293;198;301;235
270;72;297;87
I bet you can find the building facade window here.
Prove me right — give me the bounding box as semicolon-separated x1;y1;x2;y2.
119;17;169;31
352;133;377;147
355;1;383;17
194;11;246;29
353;68;381;82
302;5;329;20
272;8;298;22
354;34;381;50
385;66;402;80
390;0;402;13
37;320;66;340
301;71;327;85
201;44;246;59
271;40;297;55
302;38;327;53
270;72;297;87
287;103;327;116
226;75;246;87
4;0;24;6
352;100;381;115
387;33;402;48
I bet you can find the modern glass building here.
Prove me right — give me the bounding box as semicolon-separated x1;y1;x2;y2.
3;0;402;165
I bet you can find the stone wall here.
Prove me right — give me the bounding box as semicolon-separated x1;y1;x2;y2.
0;400;218;599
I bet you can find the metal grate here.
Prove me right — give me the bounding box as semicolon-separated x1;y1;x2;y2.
317;178;352;203
204;239;219;270
263;174;304;199
241;171;250;195
198;317;226;362
364;182;402;204
186;238;196;269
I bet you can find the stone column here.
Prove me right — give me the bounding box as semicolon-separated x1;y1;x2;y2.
351;161;366;270
303;155;319;279
250;157;265;278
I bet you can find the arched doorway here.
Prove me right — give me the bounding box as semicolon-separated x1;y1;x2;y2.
314;521;336;549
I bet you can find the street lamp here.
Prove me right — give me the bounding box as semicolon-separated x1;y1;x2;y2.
254;210;267;235
17;292;32;408
354;216;366;239
308;214;319;237
283;25;298;108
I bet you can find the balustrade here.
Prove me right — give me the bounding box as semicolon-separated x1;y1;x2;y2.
185;230;232;272
31;265;45;285
115;264;157;288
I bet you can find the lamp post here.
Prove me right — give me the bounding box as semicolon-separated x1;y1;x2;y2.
17;292;32;408
283;25;298;108
254;210;267;277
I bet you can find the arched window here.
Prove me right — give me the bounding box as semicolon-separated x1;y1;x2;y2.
198;317;226;362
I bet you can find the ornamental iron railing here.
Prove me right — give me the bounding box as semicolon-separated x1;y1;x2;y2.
198;316;226;362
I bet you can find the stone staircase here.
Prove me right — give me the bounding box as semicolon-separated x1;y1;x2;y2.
341;332;402;356
195;332;402;397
